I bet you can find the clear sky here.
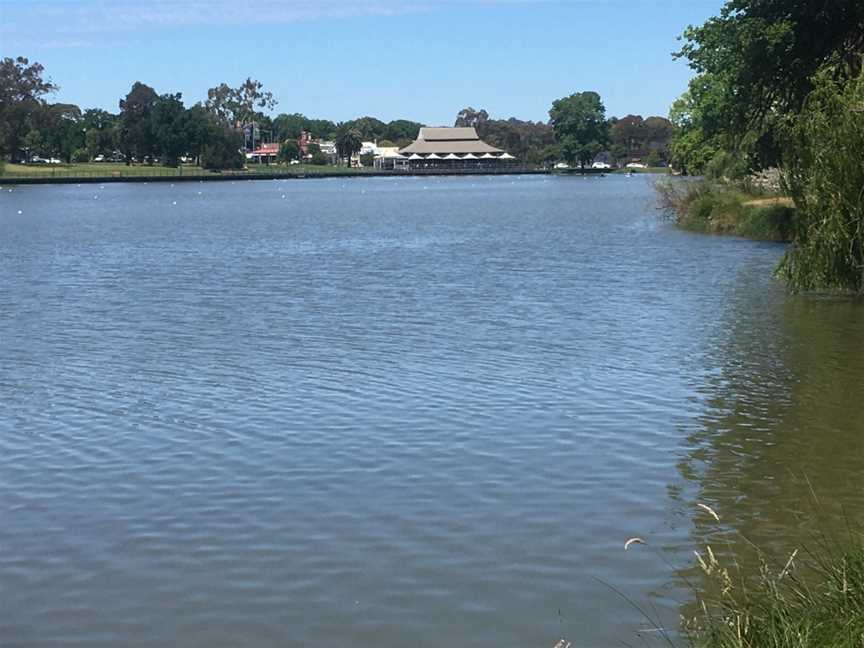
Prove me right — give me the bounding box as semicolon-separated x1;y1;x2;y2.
1;0;724;125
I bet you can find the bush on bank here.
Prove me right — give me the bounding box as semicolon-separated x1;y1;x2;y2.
685;545;864;648
655;178;798;242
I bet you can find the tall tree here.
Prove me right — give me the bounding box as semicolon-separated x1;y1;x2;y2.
549;91;609;168
0;56;57;161
205;78;276;128
674;0;864;169
151;92;187;166
118;82;159;164
335;127;362;167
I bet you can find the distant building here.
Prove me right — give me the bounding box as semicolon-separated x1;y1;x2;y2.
374;146;404;170
247;143;279;163
396;127;515;170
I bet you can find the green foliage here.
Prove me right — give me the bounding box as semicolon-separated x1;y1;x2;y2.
359;152;374;167
549;91;609;168
611;115;673;163
0;56;57;160
645;150;662;168
71;147;89;163
151;93;186;166
277;139;300;163
671;0;864;173
119;82;158;163
200;127;244;170
204;78;276;127
686;544;864;648
777;64;864;294
310;150;328;166
655;178;798;241
334;127;362;167
705;149;749;181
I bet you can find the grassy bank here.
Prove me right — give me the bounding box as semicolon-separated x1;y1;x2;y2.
655;178;798;242
685;543;864;647
0;161;375;180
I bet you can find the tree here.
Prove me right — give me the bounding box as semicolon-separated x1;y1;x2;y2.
454;107;489;129
42;103;84;162
384;119;423;145
278;139;300;163
119;82;159;163
335;127;362;167
205;78;276;128
201;126;244;170
777;65;864;293
0;56;57;160
151;93;187;166
674;0;864;169
82;108;118;159
549;92;609;168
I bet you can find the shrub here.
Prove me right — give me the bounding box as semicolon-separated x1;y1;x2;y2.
72;148;89;163
778;63;864;293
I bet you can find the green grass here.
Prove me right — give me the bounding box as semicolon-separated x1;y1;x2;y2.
0;161;375;180
685;544;864;648
655;178;798;242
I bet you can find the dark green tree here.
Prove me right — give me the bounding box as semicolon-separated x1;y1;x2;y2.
549;92;609;168
119;82;158;164
201;126;244;170
0;56;57;161
151;93;187;166
673;0;864;170
335;127;362;167
278;139;300;163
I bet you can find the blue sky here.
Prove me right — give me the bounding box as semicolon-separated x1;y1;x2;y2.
1;0;724;125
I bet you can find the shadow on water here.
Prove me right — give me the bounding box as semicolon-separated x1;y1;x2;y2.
673;286;864;620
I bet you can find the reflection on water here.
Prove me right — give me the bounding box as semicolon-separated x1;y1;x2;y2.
676;281;864;609
0;175;862;647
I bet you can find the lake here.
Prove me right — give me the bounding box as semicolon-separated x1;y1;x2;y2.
1;175;862;647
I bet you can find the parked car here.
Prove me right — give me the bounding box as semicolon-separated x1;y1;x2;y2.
591;162;611;169
626;162;647;169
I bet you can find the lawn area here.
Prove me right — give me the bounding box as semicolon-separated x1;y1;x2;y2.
0;162;375;180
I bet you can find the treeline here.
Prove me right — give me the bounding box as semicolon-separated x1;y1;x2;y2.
667;0;864;293
0;59;426;169
1;55;674;171
455;106;672;167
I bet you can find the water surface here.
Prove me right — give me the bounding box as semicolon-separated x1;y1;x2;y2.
1;175;862;646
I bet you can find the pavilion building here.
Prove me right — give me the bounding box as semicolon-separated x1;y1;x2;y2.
395;127;516;170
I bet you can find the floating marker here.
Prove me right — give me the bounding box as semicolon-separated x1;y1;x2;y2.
17;210;22;214
172;201;177;205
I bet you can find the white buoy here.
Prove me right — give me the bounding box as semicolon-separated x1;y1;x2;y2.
94;195;98;199
17;210;22;214
172;200;177;205
197;191;202;195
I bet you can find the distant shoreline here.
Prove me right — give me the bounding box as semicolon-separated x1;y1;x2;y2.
0;167;623;186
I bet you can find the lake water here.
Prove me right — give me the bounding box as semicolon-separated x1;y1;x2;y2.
1;175;862;647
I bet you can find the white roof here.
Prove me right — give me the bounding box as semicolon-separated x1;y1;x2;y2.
463;153;478;159
501;152;515;159
444;153;460;159
481;153;497;159
408;153;424;160
428;153;444;159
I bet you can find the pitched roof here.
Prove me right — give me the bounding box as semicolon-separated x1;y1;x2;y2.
399;126;504;155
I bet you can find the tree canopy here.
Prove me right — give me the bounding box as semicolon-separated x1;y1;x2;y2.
549;91;609;167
